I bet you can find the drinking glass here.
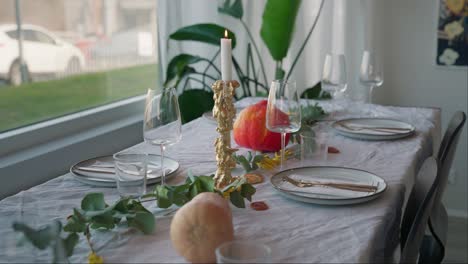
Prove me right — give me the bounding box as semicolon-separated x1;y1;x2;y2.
113;152;147;198
216;241;272;263
360;50;384;104
143;87;182;186
300;126;328;164
321;54;348;99
266;80;301;169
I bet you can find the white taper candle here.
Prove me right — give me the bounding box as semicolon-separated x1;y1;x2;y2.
220;30;232;81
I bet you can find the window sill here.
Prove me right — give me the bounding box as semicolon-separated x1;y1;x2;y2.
0;96;145;199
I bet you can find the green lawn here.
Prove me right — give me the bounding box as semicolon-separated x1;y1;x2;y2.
0;64;158;132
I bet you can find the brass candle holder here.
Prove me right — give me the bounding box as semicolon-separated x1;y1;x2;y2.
212;80;240;189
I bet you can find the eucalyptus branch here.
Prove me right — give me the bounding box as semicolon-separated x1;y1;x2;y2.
285;0;324;81
241;19;268;84
85;225;95;253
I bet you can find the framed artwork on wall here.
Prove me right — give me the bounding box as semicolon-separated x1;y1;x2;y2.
436;0;468;67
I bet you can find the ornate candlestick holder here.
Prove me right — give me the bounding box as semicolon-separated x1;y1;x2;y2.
212;80;240;189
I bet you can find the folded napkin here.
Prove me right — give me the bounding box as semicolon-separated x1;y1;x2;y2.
279;174;377;198
343;123;412;135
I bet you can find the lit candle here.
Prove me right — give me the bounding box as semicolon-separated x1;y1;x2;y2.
220;30;232;81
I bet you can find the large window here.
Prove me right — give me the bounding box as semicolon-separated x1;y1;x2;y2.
0;0;158;133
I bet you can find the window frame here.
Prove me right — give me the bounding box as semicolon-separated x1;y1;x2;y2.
0;95;146;199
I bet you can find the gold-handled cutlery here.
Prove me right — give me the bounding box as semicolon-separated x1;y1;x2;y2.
282;175;378;193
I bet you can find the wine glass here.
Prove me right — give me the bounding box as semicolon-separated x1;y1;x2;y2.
143;87;182;187
321;54;348;99
360;50;384;104
266;80;301;169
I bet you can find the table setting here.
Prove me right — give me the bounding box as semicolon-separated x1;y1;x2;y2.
0;30;442;264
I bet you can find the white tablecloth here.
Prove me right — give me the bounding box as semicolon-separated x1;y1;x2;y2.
0;98;440;263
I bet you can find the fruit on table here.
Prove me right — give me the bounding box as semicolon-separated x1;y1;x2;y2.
233;100;290;152
170;192;234;263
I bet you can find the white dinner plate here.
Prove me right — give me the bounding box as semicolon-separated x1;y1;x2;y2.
70;154;179;187
332;118;415;140
270;166;387;205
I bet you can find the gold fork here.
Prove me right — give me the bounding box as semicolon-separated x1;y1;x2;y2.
282;175;378;193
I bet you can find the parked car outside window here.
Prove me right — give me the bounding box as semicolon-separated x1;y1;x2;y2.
0;24;85;86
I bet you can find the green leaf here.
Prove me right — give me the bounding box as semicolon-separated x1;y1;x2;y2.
63;233;79;257
81;193;106;211
156;185;172;209
229;191;245;208
235;154;252;172
178;89;214;123
127;211;155;234
218;0;243;19
189;180;202;198
64;215;86;233
198;176;215;192
164;54;203;87
260;0;301;61
170;23;237;49
241;184;256;202
300;82;331;99
12;220;62;250
90;211;116;230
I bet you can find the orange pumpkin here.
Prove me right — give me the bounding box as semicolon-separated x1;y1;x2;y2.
170;193;234;263
233;100;290;152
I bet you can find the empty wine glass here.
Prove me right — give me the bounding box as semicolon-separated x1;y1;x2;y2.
143;87;182;187
360;50;384;104
321;54;348;99
266;80;301;169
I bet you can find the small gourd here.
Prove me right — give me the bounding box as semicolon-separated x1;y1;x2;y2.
170;192;234;263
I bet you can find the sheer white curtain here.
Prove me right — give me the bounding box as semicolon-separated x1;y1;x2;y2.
157;0;380;100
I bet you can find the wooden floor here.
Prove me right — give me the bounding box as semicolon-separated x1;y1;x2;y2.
444;216;468;263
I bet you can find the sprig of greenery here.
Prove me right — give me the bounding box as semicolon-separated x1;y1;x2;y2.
233;151;264;172
13;175;256;263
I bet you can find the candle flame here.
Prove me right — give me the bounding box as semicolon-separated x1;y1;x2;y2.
224;30;228;38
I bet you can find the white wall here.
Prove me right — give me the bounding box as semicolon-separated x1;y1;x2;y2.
373;0;468;216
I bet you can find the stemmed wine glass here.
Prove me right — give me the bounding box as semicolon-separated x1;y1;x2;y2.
360;50;384;104
143;87;182;187
266;80;301;169
321;54;348;99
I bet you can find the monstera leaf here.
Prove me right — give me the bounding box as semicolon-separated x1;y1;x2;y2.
170;23;237;49
164;54;203;87
178;89;214;123
218;0;243;19
260;0;301;61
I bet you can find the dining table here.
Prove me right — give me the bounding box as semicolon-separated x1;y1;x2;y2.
0;97;441;263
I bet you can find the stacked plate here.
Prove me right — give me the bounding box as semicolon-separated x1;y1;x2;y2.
70;154;179;187
270;166;387;205
332;118;415;140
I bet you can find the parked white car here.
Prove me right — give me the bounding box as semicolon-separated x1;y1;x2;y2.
0;24;85;86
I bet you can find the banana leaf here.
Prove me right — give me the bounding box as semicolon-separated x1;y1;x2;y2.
260;0;301;61
170;23;237;49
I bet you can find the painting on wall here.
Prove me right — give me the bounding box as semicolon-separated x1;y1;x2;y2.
437;0;468;67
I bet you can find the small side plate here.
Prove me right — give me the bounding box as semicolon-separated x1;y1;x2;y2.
332;118;415;141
